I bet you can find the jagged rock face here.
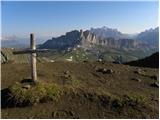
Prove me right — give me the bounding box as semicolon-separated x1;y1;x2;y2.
83;30;97;44
40;29;155;50
94;37;144;49
40;30;98;50
80;30;97;48
117;39;140;48
40;30;81;50
99;38;156;50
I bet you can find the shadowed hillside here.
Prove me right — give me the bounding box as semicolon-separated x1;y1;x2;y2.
125;52;159;68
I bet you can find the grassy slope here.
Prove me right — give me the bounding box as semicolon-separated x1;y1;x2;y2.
1;47;157;63
1;48;30;63
1;48;51;63
1;62;159;118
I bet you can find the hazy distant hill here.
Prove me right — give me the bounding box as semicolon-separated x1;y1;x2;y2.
1;40;29;48
136;27;159;47
1;36;48;48
90;26;130;40
90;27;159;46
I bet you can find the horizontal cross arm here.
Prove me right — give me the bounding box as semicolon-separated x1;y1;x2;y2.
13;49;50;54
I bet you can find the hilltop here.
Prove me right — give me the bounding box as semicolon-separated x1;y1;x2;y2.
1;61;159;118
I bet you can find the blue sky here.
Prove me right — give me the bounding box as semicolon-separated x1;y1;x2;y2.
1;1;159;38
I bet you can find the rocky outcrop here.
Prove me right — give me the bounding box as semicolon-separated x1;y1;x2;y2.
1;51;8;63
40;28;157;50
97;37;145;49
80;30;97;48
40;30;81;50
40;30;98;50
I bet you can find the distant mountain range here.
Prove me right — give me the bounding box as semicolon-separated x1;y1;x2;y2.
2;26;158;52
1;40;29;48
90;26;159;43
1;26;158;64
90;26;159;49
40;26;159;51
136;27;159;47
90;26;131;40
1;36;48;48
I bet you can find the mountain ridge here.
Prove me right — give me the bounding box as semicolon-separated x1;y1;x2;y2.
39;26;159;51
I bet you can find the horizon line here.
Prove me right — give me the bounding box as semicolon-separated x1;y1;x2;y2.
1;26;159;40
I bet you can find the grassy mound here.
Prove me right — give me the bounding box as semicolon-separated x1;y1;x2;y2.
6;79;146;108
8;81;62;106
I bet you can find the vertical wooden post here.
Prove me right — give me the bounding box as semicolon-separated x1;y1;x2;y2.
30;33;37;82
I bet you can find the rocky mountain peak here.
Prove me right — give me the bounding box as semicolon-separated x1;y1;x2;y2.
39;27;159;51
90;26;127;40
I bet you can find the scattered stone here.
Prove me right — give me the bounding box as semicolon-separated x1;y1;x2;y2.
134;68;145;75
95;68;103;72
66;56;73;62
150;75;158;80
134;68;146;76
50;60;55;63
105;69;114;74
150;82;159;88
64;70;70;75
131;78;141;82
97;59;102;62
22;84;31;89
96;68;114;74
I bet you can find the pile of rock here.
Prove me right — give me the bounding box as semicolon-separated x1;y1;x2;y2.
96;68;114;74
150;82;159;88
131;78;141;82
134;68;145;75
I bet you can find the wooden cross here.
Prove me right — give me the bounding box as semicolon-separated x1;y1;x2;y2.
13;33;49;83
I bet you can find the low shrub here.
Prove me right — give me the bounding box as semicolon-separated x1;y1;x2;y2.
8;81;62;106
111;94;146;110
123;94;146;106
